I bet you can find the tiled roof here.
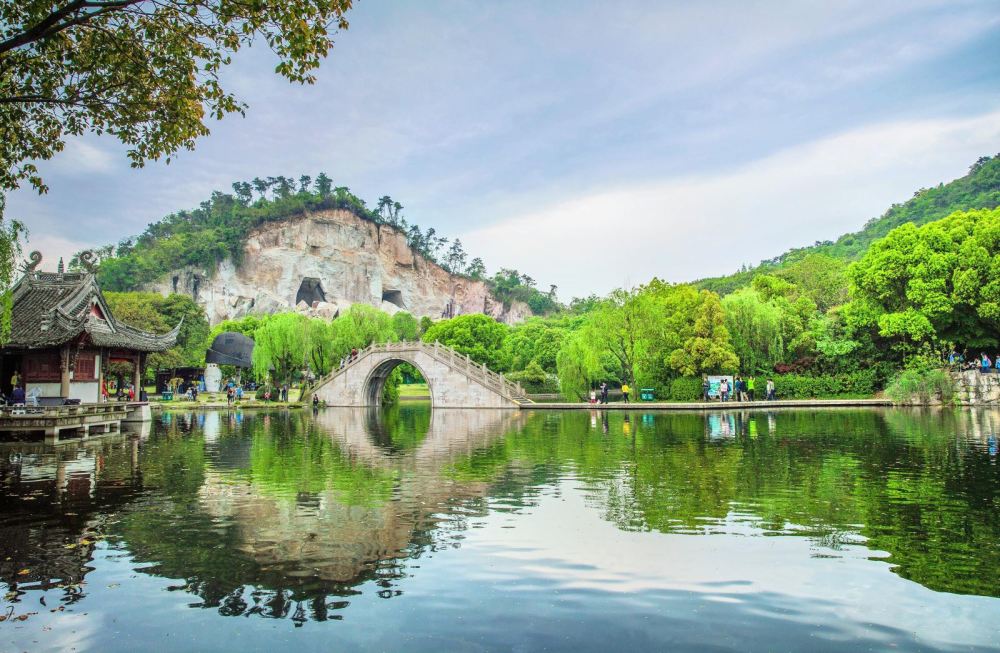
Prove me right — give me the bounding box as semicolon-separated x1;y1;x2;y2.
8;271;180;352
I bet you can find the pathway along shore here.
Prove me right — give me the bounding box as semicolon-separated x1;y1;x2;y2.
525;399;892;410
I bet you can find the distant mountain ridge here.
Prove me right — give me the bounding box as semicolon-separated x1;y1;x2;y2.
696;153;1000;295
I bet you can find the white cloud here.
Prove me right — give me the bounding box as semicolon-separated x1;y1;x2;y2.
48;137;116;175
460;109;1000;299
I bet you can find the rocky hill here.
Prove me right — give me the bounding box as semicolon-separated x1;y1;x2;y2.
145;208;530;325
86;176;547;325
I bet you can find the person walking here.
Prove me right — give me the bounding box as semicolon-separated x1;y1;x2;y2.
600;382;608;404
766;379;775;401
621;383;630;404
747;376;756;401
719;378;730;402
982;353;992;374
227;386;235;406
702;376;711;402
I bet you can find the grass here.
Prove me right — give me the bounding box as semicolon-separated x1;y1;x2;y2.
399;383;430;399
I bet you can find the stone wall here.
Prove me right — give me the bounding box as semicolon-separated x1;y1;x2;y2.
953;369;1000;405
145;209;532;325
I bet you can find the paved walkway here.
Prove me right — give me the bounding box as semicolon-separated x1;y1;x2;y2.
525;398;892;410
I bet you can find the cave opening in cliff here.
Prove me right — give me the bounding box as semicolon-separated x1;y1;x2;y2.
296;278;326;306
382;289;405;309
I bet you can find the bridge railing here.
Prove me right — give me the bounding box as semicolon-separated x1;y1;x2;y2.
313;340;532;404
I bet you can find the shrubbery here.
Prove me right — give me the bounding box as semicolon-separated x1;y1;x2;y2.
885;369;954;405
667;377;703;401
770;370;879;398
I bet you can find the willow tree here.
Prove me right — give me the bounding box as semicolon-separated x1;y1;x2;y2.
329;304;397;359
0;0;353;221
721;288;785;374
252;313;312;386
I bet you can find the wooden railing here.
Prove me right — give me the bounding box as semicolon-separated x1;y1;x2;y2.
316;340;533;404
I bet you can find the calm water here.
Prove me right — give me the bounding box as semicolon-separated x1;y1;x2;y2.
2;406;1000;652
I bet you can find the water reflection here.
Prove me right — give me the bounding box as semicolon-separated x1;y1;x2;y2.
1;406;1000;649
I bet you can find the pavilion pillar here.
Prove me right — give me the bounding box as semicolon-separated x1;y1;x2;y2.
59;345;71;398
133;352;143;397
97;348;106;402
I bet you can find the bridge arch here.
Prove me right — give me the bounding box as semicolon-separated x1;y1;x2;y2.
362;357;435;407
312;342;530;409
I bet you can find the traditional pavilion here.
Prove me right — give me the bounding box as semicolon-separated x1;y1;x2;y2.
1;252;179;403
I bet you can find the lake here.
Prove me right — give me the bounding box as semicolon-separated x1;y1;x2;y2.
2;406;999;652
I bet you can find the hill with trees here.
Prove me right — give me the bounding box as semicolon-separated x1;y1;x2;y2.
697;154;1000;296
79;174;560;315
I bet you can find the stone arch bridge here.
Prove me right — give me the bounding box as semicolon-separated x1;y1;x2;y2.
312;341;533;408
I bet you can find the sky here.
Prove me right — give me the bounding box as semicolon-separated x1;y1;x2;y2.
12;0;1000;299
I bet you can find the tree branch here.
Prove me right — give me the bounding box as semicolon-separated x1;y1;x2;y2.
0;0;144;56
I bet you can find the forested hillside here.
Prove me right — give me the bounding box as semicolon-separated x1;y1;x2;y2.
80;174;559;314
698;154;1000;295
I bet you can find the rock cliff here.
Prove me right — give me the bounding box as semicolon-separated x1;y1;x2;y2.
953;369;1000;405
144;209;531;325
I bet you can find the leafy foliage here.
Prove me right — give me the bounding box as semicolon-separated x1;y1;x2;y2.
697;154;1000;295
421;314;510;371
103;290;209;374
0;0;353;228
847;207;1000;355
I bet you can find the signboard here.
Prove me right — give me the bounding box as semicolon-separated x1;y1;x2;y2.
705;375;734;399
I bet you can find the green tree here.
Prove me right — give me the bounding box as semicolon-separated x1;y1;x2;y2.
721;288;786;374
251;312;312;385
0;1;353;225
103;290;210;375
669;291;739;375
555;330;608;400
847;207;1000;355
0;220;25;343
422;314;510;371
328;304;397;359
503;316;577;373
391;311;419;342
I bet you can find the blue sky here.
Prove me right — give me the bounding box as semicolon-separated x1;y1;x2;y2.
14;0;1000;298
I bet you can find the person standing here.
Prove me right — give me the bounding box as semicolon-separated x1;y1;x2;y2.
600;382;608;404
982;353;992;374
719;378;730;402
11;385;25;405
702;376;710;402
747;376;756;401
766;379;775;401
621;383;630;404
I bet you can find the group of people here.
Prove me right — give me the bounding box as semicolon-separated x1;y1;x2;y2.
338;348;360;370
102;383;138;402
705;376;776;402
225;383;243;405
586;382;633;404
948;350;1000;374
